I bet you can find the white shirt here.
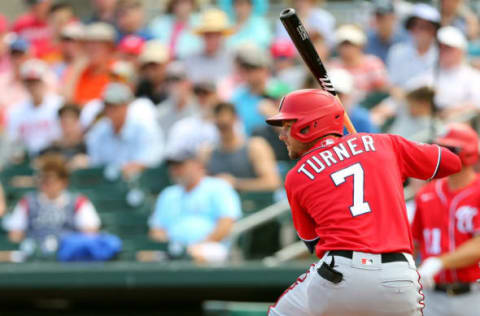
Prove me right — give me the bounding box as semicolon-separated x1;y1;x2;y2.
3;192;101;232
165;115;219;156
387;41;438;88
86;104;165;167
80;97;158;129
7;93;63;155
435;64;480;110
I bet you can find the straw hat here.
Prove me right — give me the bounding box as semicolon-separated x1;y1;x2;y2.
193;8;233;35
139;40;169;64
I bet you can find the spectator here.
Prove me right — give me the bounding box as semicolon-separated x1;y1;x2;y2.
218;0;268;18
135;40;170;105
87;0;118;24
271;39;306;90
40;104;88;170
80;60;155;129
157;62;199;137
365;0;408;63
52;22;86;81
149;149;241;263
149;0;201;59
184;8;234;84
275;0;335;48
7;59;62;157
230;44;276;135
48;3;76;43
115;0;152;41
329;24;388;101
116;34;145;66
328;68;379;134
165;81;220;156
387;3;440;89
0;14;10;74
0;37;32;127
225;0;272;50
86;83;164;179
206;102;281;192
251;92;290;162
12;0;54;60
434;26;480;118
3;154;101;244
388;85;436;139
68;22;116;106
440;0;478;39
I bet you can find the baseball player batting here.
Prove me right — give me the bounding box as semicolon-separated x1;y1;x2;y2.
413;123;480;316
265;90;462;316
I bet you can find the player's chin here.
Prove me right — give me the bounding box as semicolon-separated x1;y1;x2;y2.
287;147;300;160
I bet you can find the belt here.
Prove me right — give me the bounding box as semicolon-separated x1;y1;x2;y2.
435;283;472;296
328;250;408;263
318;250;409;285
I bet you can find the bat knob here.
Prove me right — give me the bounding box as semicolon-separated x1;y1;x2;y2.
280;8;296;19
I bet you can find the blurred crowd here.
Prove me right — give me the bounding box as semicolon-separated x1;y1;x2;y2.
0;0;480;263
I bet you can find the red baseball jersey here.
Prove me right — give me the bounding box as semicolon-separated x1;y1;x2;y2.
412;175;480;283
284;133;461;258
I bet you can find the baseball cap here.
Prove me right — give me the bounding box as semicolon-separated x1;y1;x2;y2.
20;58;48;81
102;82;133;105
335;25;367;46
9;36;30;53
437;26;467;51
118;35;145;56
405;3;441;30
84;22;116;42
166;61;187;81
60;22;85;40
193;8;233;35
372;0;394;15
236;43;271;69
270;39;296;59
139;40;169;64
328;68;354;95
110;60;135;82
165;148;198;165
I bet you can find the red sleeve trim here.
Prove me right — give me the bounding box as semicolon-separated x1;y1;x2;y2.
20;198;29;215
74;195;88;213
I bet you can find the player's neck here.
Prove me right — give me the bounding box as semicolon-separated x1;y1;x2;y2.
447;168;476;191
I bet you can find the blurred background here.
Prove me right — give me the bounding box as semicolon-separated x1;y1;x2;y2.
0;0;480;315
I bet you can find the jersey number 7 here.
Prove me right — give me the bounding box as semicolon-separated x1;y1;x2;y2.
331;163;372;217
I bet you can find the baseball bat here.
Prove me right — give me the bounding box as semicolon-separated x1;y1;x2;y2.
280;8;357;134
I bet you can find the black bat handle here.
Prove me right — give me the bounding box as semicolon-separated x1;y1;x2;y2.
279;8;336;96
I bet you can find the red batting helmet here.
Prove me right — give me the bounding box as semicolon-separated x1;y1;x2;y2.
435;123;479;166
265;89;344;143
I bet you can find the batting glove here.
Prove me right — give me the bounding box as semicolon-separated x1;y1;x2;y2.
418;257;443;289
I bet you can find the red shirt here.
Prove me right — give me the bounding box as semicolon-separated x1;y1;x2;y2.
12;13;54;59
412;175;480;283
285;133;461;258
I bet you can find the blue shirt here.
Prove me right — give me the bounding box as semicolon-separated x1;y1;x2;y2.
365;29;408;63
86;106;164;167
344;106;379;135
149;177;242;245
231;86;266;136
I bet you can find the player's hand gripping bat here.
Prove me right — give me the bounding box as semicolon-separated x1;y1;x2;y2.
280;8;357;134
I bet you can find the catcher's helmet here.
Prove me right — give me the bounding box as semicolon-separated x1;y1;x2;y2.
265;89;344;143
435;123;479;166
